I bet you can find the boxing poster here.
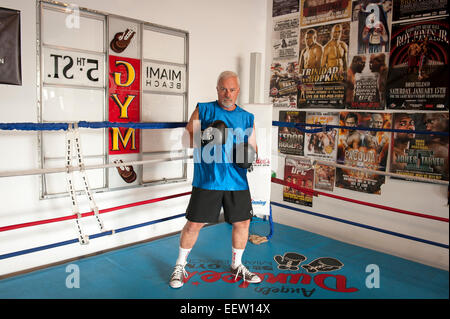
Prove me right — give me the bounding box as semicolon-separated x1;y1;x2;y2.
345;52;388;109
336;111;392;194
270;13;300;108
270;61;299;108
297;21;350;108
300;0;352;27
0;7;21;85
273;0;300;17
386;18;449;110
304;111;339;162
350;0;392;55
272;13;300;61
283;157;314;207
278;110;306;156
390;112;449;182
393;0;449;21
314;163;336;191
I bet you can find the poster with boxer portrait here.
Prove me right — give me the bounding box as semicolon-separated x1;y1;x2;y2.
300;0;352;27
283;157;314;207
389;112;449;182
314;163;336;191
304;111;339;162
386;18;449;110
297;21;350;108
345;52;388;109
270;61;299;108
336;111;392;194
349;0;392;56
278;110;306;156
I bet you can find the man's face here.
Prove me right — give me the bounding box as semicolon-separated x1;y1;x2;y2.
370;114;383;129
369;56;381;72
345;115;357;133
394;115;415;140
305;32;315;47
424;115;445;132
356;57;366;73
332;25;342;40
217;76;240;108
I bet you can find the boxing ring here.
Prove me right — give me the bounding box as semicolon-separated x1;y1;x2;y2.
0;119;448;300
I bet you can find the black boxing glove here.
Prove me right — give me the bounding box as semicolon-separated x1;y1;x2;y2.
233;142;257;170
201;120;228;147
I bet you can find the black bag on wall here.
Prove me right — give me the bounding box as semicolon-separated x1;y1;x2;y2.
0;7;22;85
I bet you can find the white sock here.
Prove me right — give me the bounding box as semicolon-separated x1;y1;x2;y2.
231;247;244;269
176;247;191;266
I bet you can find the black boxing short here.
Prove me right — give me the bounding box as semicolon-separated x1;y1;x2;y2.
186;187;253;223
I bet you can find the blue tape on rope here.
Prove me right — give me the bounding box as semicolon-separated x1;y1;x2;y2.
272;121;449;136
0;213;185;260
0;122;188;131
271;201;449;249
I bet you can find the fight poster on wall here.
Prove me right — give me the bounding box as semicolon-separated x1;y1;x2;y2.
314;163;336;191
278;110;306;156
350;0;392;55
283;156;314;207
297;21;350;108
272;13;300;62
270;61;299;108
336;111;392;194
345;52;389;109
270;13;300;108
390;112;449;182
300;0;352;27
393;0;449;21
386;17;449;110
304;111;339;162
273;0;300;17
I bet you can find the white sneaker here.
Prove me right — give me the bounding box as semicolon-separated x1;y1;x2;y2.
169;264;188;288
231;264;262;284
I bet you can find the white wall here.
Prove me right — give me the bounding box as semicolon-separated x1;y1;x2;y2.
0;0;268;276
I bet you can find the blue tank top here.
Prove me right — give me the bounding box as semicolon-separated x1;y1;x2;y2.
192;101;254;191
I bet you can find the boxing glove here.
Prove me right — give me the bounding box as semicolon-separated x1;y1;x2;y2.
201;120;228;147
233;142;257;170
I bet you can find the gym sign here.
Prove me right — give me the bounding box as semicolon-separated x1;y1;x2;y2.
108;55;140;154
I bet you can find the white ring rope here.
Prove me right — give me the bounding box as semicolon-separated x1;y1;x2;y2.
0;155;193;178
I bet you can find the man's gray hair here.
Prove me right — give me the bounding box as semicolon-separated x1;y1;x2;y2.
217;71;240;87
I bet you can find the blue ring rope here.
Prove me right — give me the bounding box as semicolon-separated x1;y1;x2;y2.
271;201;449;249
0;121;447;136
0;213;185;260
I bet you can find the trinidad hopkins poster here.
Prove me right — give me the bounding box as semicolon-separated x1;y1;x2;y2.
386;17;449;110
336;112;392;194
297;21;350;108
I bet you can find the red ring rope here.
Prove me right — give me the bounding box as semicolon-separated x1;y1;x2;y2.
0;191;191;233
271;177;448;223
